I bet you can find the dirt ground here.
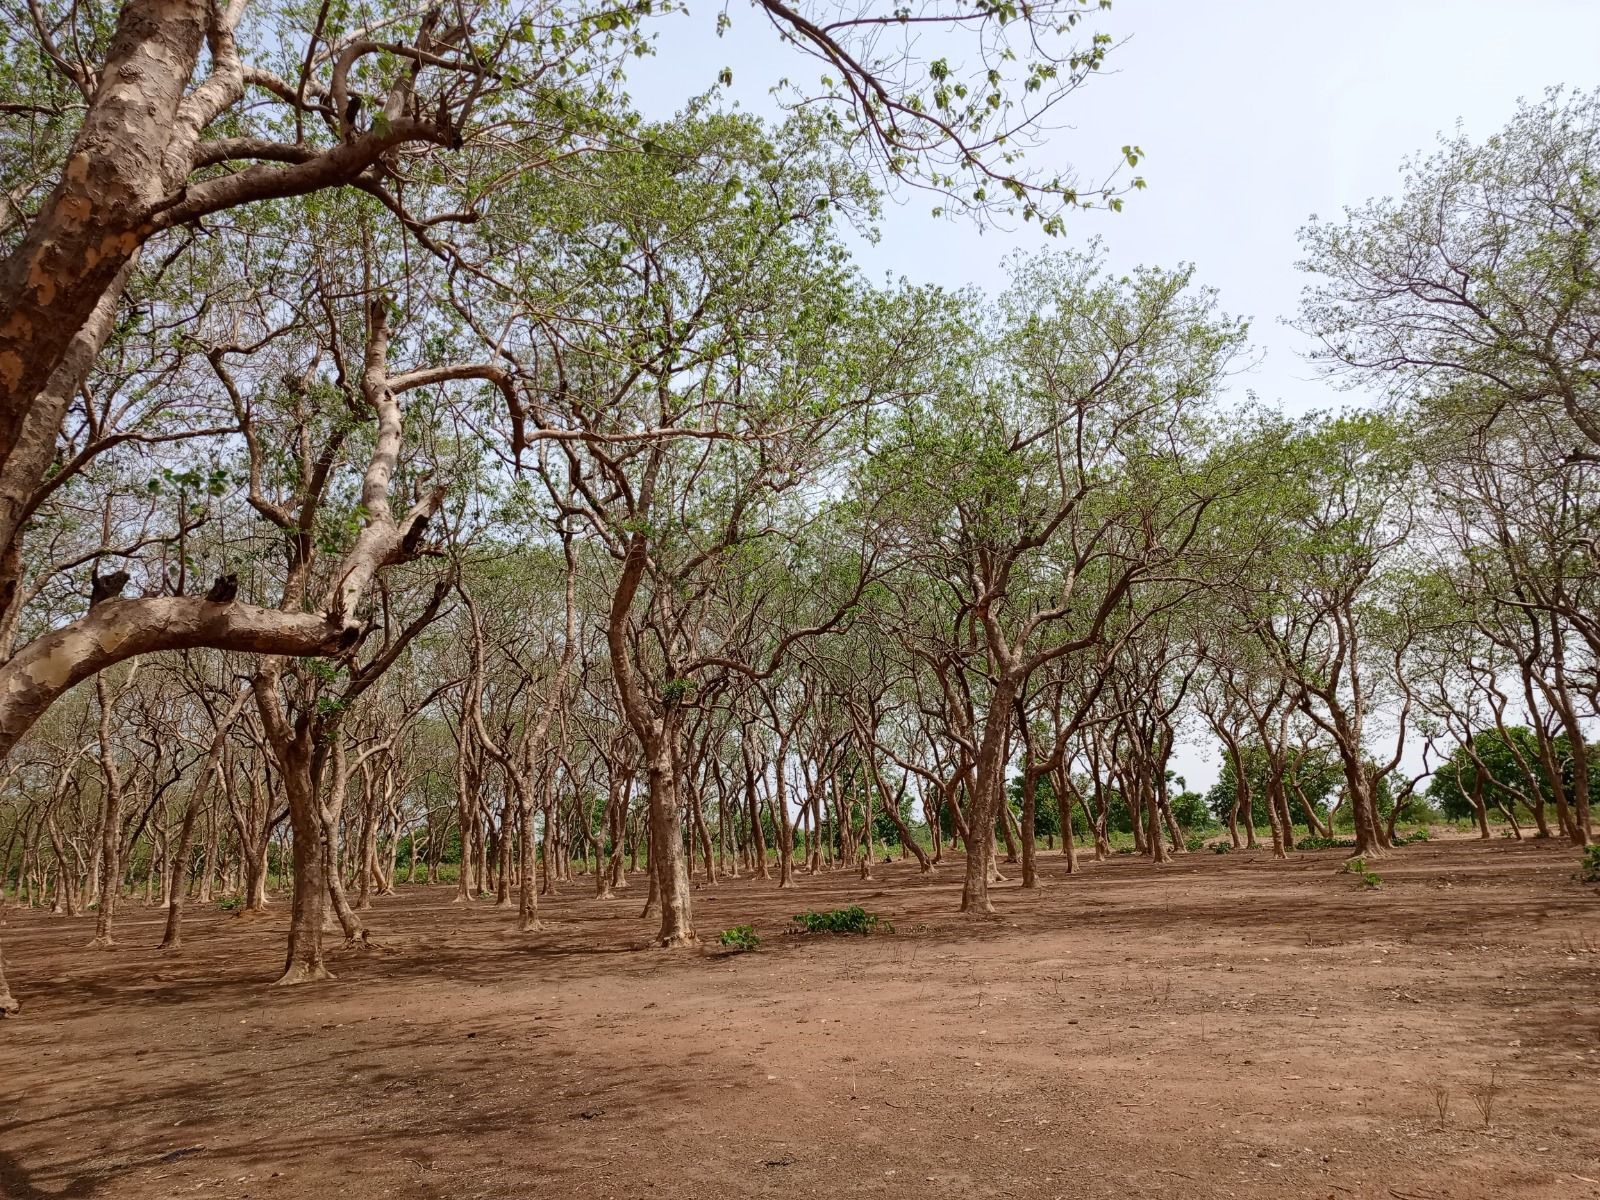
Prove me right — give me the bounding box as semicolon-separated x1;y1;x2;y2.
3;837;1599;1200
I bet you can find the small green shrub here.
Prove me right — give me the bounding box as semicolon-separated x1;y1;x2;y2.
216;896;242;912
792;906;887;935
1298;835;1356;851
1184;834;1206;853
1579;845;1600;884
718;924;760;951
1342;856;1381;888
1212;842;1232;855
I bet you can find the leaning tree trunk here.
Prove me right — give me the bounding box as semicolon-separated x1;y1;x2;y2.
1467;774;1491;840
320;740;368;947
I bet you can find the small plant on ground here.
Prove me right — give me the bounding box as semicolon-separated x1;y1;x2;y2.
718;925;760;951
216;896;242;912
792;906;888;935
1342;856;1382;888
1579;845;1600;884
1212;842;1232;854
1468;1066;1500;1129
1184;834;1206;852
1422;1080;1451;1128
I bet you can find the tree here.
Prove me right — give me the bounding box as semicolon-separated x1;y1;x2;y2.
1298;86;1600;459
859;244;1248;911
1244;411;1422;858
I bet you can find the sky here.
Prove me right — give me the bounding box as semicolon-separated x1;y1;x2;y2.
624;1;1600;792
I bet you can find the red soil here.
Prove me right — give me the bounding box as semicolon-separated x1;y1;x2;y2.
3;837;1598;1199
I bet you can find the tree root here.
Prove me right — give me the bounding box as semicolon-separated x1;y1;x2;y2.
272;961;335;986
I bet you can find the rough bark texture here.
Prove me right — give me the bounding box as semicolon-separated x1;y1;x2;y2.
264;725;332;985
0;0;208;455
606;530;696;947
959;679;1015;915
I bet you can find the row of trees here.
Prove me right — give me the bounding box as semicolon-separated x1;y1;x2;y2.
0;0;1140;1012
0;0;1596;1017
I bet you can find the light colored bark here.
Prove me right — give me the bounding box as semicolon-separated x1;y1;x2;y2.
0;934;17;1016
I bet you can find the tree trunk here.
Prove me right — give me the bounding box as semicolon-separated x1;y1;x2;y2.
88;674;126;948
1347;768;1385;859
0;933;18;1016
609;789;628;891
275;748;331;982
162;689;248;949
496;800;515;906
745;752;770;879
1020;770;1040;888
256;676;332;985
518;797;541;929
645;753;695;946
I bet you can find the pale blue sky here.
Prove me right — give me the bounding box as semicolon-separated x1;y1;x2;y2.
628;1;1600;791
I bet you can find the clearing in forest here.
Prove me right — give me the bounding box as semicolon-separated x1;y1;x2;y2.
2;836;1597;1200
